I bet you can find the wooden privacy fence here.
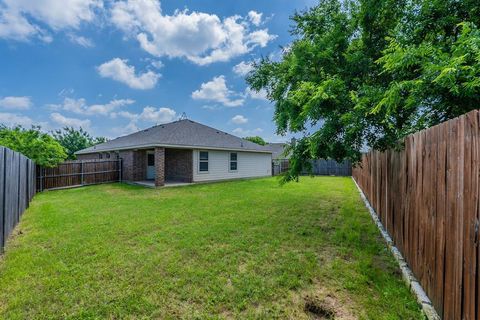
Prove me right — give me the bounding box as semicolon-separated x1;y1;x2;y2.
272;159;290;176
0;147;36;251
308;159;351;176
273;159;352;176
37;159;122;191
352;110;480;320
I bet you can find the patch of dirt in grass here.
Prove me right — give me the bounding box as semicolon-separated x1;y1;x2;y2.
304;297;335;319
285;285;357;320
303;293;356;320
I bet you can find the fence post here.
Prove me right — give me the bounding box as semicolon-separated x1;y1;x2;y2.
119;158;122;182
80;161;84;186
39;166;43;192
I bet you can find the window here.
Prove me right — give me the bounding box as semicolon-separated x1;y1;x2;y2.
230;153;237;171
99;153;103;159
106;153;110;159
199;151;209;172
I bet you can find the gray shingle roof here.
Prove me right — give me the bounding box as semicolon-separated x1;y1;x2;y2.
264;143;289;159
76;119;272;154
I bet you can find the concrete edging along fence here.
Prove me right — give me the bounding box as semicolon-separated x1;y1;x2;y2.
352;177;440;320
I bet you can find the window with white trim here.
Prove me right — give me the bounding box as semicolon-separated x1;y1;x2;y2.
230;152;237;171
199;151;209;172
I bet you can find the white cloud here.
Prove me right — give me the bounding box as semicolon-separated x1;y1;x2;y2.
49;97;134;116
115;106;176;134
248;11;262;26
68;33;94;47
192;75;244;107
50;112;91;128
97;58;160;90
231;115;248;124
232;127;263;137
246;87;268;100
110;0;275;65
201;105;221;111
0;112;33;127
0;0;102;41
111;121;139;136
0;96;32;109
233;61;254;76
150;60;164;69
117;106;176;123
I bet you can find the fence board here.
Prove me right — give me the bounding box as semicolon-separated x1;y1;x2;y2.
353;109;480;319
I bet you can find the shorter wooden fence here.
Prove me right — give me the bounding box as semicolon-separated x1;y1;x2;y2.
37;159;122;191
272;159;290;176
0;147;36;251
308;159;351;176
273;159;352;176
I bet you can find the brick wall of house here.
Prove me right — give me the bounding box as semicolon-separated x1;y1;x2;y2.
118;150;147;181
154;147;165;186
165;149;193;182
133;150;146;181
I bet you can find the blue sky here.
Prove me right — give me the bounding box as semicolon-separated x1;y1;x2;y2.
0;0;316;142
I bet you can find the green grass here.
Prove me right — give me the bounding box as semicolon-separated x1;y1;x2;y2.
0;177;422;319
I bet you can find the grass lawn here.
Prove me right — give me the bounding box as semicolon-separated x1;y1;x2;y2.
0;177;422;319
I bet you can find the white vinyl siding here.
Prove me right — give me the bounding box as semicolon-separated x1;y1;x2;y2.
193;150;271;182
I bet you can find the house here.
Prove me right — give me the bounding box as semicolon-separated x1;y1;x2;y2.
76;119;272;186
265;142;289;161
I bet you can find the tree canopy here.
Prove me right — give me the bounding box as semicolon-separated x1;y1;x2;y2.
53;127;107;160
0;126;67;167
244;136;267;145
247;0;480;181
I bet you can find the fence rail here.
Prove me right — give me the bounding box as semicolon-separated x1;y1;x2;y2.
37;159;122;191
353;109;480;320
0;147;36;251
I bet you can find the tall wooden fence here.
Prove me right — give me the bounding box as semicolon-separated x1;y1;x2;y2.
37;159;122;191
352;110;479;320
0;147;36;251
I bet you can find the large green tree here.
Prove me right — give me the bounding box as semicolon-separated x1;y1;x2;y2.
247;0;480;181
52;127;107;160
244;136;267;145
0;126;67;167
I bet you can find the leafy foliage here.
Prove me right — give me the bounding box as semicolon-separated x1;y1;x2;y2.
53;127;107;160
0;126;67;167
244;136;267;145
247;0;480;181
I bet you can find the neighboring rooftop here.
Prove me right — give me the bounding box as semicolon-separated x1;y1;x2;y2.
265;143;289;159
76;119;272;154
